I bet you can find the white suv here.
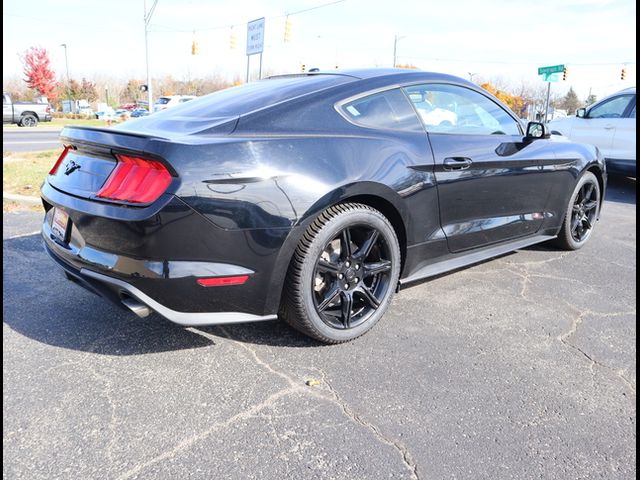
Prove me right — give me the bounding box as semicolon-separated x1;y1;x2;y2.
549;87;636;177
154;95;197;111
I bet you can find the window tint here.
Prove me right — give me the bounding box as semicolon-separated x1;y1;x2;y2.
403;84;520;135
588;95;633;119
341;88;423;132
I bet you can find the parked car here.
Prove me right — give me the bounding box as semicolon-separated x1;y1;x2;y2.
3;92;52;126
119;103;137;111
549;87;635;176
154;95;197;111
95;107;115;120
130;108;149;118
41;69;606;343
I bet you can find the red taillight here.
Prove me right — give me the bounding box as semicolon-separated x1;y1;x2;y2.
49;146;71;175
197;275;250;287
96;154;172;204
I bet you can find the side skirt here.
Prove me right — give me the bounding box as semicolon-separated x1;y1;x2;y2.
400;234;556;286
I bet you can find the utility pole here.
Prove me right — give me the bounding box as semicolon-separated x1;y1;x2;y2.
144;0;159;113
393;35;397;67
393;35;406;67
60;44;70;108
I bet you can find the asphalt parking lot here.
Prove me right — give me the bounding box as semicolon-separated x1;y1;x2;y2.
3;175;636;480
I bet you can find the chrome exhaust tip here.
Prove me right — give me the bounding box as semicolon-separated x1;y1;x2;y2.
121;297;152;318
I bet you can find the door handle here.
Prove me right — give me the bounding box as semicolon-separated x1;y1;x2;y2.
443;157;473;171
604;124;615;130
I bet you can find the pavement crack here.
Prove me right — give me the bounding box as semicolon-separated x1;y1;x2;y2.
501;251;571;267
203;328;421;478
315;369;420;480
213;326;299;388
559;304;636;394
115;387;299;480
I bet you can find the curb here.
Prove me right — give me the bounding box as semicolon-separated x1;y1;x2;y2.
3;192;41;205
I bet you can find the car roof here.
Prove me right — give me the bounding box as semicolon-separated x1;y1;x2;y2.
593;86;636;106
269;68;476;86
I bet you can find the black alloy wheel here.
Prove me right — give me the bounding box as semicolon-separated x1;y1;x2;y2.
282;203;401;344
312;225;393;330
570;180;599;243
555;171;601;250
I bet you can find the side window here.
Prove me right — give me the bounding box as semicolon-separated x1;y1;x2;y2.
403;84;521;135
340;88;423;132
3;94;9;105
588;95;633;119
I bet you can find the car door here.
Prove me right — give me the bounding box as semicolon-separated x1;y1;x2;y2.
611;97;636;161
572;94;635;158
403;83;554;253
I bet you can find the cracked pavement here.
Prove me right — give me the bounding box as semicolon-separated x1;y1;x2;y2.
3;175;636;479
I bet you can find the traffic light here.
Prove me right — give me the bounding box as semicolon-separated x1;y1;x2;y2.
284;16;292;43
562;66;568;81
621;68;626;80
301;64;306;73
191;40;199;55
229;29;237;50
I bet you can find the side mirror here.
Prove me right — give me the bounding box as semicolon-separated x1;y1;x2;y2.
576;108;586;118
525;121;550;140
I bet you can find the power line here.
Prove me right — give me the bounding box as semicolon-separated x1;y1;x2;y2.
148;0;346;33
398;55;636;67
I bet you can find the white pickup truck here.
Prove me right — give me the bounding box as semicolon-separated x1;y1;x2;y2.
3;92;53;127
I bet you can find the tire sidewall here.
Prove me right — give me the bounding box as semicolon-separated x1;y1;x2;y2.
299;208;401;342
561;171;600;249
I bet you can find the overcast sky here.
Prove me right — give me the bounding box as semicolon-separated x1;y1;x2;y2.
3;0;636;99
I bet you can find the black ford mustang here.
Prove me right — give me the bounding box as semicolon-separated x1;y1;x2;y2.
41;69;606;343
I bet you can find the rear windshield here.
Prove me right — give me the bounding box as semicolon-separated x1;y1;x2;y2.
149;75;354;119
118;75;355;136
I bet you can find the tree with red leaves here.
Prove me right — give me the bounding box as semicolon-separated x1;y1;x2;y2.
22;47;58;101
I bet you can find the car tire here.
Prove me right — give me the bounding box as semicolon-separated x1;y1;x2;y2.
281;203;401;344
554;171;601;250
19;114;38;127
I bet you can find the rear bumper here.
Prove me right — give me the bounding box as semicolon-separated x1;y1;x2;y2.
41;180;292;323
44;242;276;326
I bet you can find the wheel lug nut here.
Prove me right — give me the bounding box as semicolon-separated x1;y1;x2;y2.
338;273;344;279
355;264;360;270
345;261;350;267
344;284;349;289
355;277;359;283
